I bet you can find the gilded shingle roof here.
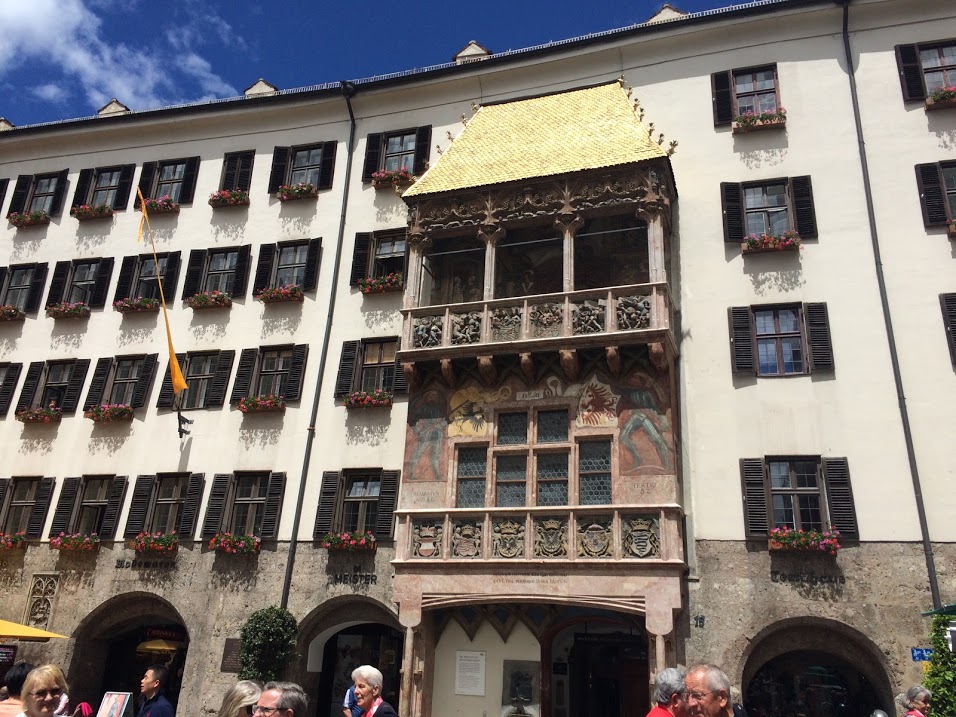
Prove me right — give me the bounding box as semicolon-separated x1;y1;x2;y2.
404;81;667;198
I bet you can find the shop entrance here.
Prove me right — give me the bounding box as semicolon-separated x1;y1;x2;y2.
316;624;404;717
566;632;648;717
102;624;188;710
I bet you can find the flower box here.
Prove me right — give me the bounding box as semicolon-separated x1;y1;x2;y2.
209;532;261;555
142;196;180;214
255;285;304;303
84;403;134;423
0;533;26;552
768;527;840;555
16;405;63;424
208;190;250;208
238;395;286;414
114;297;161;314
319;530;377;551
0;305;26;322
276;183;318;202
46;302;91;319
344;390;393;409
371;169;416;191
926;87;956;111
741;230;801;255
732;116;787;134
358;273;404;295
71;204;114;221
187;291;232;309
130;532;179;554
50;532;100;552
8;211;51;228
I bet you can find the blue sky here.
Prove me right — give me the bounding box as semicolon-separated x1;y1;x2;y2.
0;0;733;128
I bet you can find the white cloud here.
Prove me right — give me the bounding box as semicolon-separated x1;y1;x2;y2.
0;0;238;117
32;83;70;103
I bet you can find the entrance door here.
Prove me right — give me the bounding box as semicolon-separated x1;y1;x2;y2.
102;624;188;713
317;624;404;717
567;633;649;717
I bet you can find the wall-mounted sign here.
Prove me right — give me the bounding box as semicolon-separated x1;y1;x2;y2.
911;647;934;662
221;638;241;673
455;651;485;696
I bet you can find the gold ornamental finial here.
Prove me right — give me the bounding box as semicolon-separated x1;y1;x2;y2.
471;101;480;112
667;140;679;156
436;145;444;156
446;130;454;141
460;113;468;126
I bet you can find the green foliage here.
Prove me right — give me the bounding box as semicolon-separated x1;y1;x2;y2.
238;606;298;682
924;615;956;717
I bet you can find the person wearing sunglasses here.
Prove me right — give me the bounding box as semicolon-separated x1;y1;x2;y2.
251;682;307;717
218;681;262;717
19;666;67;717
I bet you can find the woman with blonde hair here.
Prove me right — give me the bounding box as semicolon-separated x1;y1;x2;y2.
217;680;262;717
19;666;67;717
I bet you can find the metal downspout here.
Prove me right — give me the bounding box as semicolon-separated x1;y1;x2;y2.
280;80;359;608
838;0;940;607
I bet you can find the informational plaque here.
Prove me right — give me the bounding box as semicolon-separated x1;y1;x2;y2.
221;638;242;673
455;650;486;696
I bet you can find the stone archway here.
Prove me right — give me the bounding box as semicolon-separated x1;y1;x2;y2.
66;592;189;709
740;618;894;715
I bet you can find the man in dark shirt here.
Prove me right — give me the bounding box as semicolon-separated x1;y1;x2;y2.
137;665;174;717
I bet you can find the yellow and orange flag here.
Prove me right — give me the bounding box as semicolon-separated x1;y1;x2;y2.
137;188;187;396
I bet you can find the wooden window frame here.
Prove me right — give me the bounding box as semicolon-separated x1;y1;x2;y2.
349;230;408;285
267;143;336;194
753;305;807;377
157;350;234;409
4;476;57;538
4;478;43;535
313;469;399;541
229;345;308;404
0;363;23;417
0;262;48;315
895;39;956;102
251;239;322;295
134;157;200;207
83;354;158;412
728;302;834;376
941;293;956;366
123;473;204;539
711;64;781;127
915;161;956;228
360;126;432;182
113;252;181;306
46;258;114;309
47;476;127;539
219;151;255;192
16;359;91;415
181;246;251;301
333;338;407;399
720;177;817;244
200;472;286;540
6;171;69;219
71;165;135;211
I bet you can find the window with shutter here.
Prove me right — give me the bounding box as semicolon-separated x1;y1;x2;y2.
178;473;205;539
915;162;955;228
113;252;181;303
940;293;956;365
14;359;89;415
4;478;43;535
72;165;135;211
252;239;320;294
895;40;956;103
149;473;191;535
97;476;128;539
81;354;158;410
124;475;156;538
49;477;82;537
312;469;400;541
1;262;48;315
47;259;112;308
182;247;246;299
267;143;336;192
334;337;407;398
138;157;201;204
362;127;431;180
0;179;8;214
722;177;817;245
711;66;781;128
201;474;232;538
8;170;70;217
220;151;255;192
0;363;23;417
728;303;833;378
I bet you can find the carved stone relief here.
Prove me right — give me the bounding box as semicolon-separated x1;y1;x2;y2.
26;574;59;629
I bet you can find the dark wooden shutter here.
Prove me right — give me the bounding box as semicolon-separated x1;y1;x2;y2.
98;476;128;539
313;471;341;537
7;176;32;217
201;474;232;537
375;470;400;539
206;350;235;407
0;480;8;518
232;245;252;298
253;244;276;295
114;165;135;210
260;472;286;538
318;141;337;190
303;238;322;291
181;249;207;300
221;153;240;191
895;44;926;102
805;302;834;372
823;458;857;536
0;363;22;416
230;348;258;404
284;344;309;401
391;350;408;395
123;475;156;538
135;162;157;207
89;258;114;309
24;263;48;314
236;151;254;192
178;473;205;538
84;357;114;410
156;353;186;408
26;478;55;538
728;307;756;374
60;358;90;414
267;147;291;194
740;458;769;537
48;169;70;217
940;293;956;365
0;178;8;214
15;362;44;413
334;341;360;398
113;256;137;303
711;70;734;126
350;233;372;285
177;156;201;204
71;169;93;208
46;261;71;307
720;182;745;243
790;176;818;238
413;126;432;175
361;134;383;182
162;251;181;299
49;477;81;537
130;353;158;409
915;163;949;227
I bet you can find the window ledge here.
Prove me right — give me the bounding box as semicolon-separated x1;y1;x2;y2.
0;308;26;322
768;539;838;555
8;213;51;228
46;304;91;319
114;301;160;314
73;208;114;221
925;96;956;112
142;203;180;215
187;294;233;310
732;117;787;134
740;242;801;256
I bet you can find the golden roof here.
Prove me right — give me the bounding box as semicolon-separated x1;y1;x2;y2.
404;81;667;198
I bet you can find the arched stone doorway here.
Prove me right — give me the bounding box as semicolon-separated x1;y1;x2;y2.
66;592;189;712
741;619;893;717
292;597;403;717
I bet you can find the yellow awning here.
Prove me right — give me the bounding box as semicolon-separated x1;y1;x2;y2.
404;81;667;198
0;619;68;642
